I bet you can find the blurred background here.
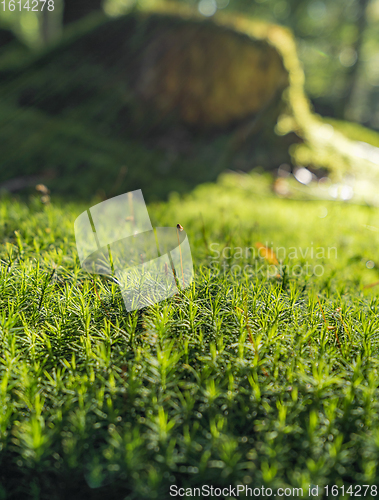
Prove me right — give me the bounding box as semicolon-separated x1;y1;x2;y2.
4;0;379;125
0;0;379;202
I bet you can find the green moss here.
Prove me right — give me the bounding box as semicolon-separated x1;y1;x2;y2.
2;174;379;495
0;101;237;201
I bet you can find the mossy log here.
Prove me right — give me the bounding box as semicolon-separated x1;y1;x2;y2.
0;3;378;200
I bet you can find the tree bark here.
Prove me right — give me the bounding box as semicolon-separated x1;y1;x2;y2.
63;0;103;26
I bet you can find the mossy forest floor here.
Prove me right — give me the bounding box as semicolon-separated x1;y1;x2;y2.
1;172;379;499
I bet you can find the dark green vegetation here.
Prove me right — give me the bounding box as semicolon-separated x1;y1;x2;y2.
1;172;379;498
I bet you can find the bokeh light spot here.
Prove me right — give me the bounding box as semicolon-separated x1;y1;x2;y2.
339;48;358;68
294;167;313;185
318;207;328;218
198;0;217;17
307;1;326;20
216;0;229;8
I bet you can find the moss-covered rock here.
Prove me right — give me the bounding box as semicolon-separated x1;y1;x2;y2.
0;3;378;201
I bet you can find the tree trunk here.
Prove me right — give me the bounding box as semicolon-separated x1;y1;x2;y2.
342;0;370;121
63;0;103;26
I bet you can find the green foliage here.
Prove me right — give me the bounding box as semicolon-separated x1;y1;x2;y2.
1;173;379;497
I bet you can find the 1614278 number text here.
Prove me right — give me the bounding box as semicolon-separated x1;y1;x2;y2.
1;0;54;11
